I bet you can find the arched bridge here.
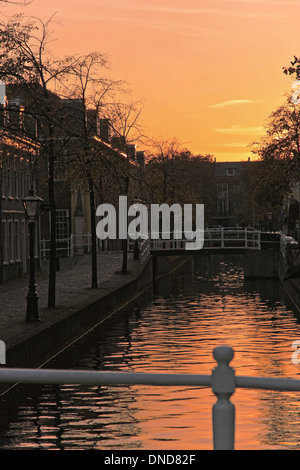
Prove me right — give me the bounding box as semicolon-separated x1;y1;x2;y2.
137;228;293;264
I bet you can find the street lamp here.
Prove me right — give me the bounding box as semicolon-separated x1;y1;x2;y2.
22;187;43;322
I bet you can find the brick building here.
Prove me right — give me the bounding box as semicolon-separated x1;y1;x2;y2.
212;161;246;227
0;130;39;282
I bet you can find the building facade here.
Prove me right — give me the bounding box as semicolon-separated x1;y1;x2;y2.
0;131;39;281
212;161;246;227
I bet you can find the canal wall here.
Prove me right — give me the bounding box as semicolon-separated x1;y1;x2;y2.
152;254;193;279
3;254;192;376
5;257;154;376
243;249;300;313
279;256;300;315
244;249;280;279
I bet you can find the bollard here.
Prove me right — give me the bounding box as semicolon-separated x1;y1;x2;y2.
212;346;236;450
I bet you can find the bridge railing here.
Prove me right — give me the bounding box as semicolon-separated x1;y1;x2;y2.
280;234;300;264
1;346;300;450
148;229;262;251
139;237;151;264
204;228;261;249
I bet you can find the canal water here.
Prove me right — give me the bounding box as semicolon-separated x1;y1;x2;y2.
1;253;300;450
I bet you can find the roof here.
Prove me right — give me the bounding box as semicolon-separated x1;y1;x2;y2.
214;161;246;178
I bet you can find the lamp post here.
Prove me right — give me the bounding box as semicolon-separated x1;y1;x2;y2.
22;187;43;322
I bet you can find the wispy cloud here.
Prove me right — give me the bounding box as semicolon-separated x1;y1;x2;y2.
87;1;214;15
214;125;264;135
215;142;251;147
85;0;286;19
217;0;298;4
92;15;221;38
209;99;258;109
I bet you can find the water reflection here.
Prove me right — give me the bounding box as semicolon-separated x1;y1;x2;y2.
1;254;300;449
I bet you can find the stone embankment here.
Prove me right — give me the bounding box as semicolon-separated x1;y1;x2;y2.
0;252;153;377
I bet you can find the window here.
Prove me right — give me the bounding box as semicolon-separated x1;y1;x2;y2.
217;183;228;198
48;161;66;181
226;168;235;176
14;220;20;260
0;160;4;196
2;220;7;262
20;170;25;198
56;209;70;240
217;183;229;215
7;166;12;196
8;220;13;260
13;157;18;198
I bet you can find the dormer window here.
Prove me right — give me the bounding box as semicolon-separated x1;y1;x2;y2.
226;168;235;176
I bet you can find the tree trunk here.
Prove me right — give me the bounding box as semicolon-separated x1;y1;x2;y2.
47;146;57;308
87;169;98;289
121;176;129;273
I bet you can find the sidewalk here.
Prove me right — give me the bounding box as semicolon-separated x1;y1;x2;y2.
0;252;139;352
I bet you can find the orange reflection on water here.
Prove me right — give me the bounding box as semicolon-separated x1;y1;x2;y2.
2;258;300;450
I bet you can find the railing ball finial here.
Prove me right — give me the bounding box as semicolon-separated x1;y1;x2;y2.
213;346;234;366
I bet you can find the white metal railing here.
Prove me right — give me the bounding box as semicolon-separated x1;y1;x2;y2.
139;237;151;264
204;228;261;250
40;236;73;258
40;234;108;258
279;233;300;263
149;229;262;251
39;230;291;260
280;233;290;259
1;346;300;450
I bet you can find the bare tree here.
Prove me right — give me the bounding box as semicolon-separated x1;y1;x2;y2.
106;100;144;273
0;14;77;308
247;95;300;229
0;0;31;5
59;52;123;288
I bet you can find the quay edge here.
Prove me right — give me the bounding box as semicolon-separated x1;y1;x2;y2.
2;257;154;392
0;254;192;396
279;256;300;316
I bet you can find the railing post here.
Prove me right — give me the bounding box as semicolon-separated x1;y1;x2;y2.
41;238;45;259
70;234;74;257
212;346;236;450
0;340;6;365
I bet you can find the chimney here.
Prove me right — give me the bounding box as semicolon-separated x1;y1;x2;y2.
136;151;145;166
126;144;136;161
99;118;110;141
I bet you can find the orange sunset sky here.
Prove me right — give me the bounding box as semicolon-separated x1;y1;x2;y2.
2;0;300;161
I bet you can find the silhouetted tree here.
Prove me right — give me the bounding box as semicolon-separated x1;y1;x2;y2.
0;14;77;307
59;52;123;287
